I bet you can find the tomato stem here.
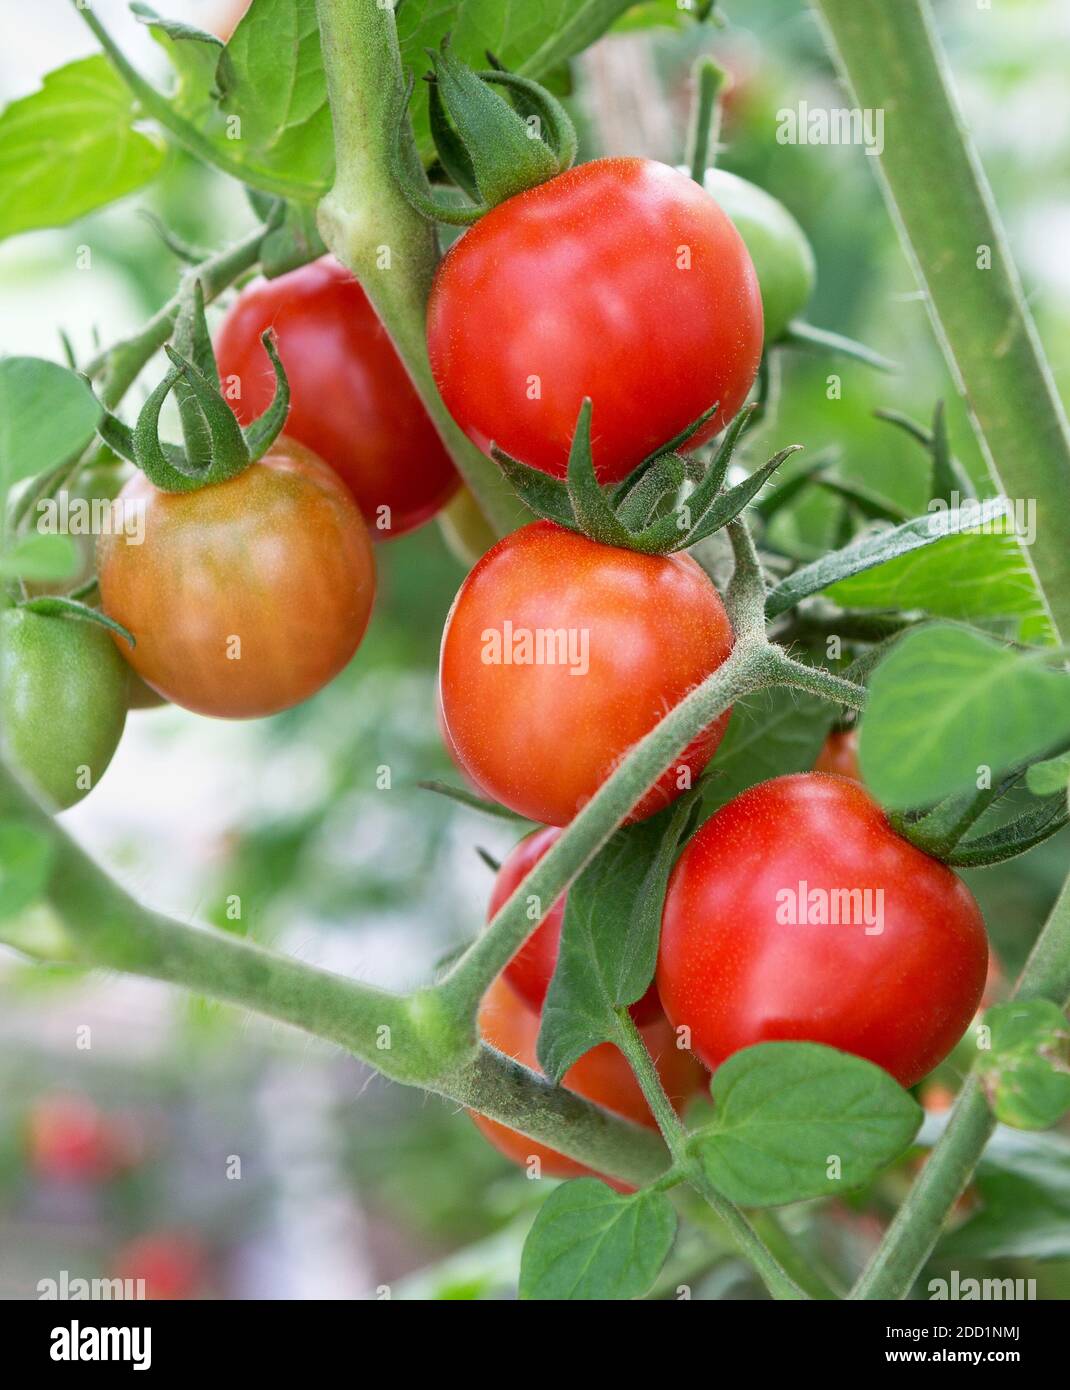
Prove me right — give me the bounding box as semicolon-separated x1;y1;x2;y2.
687;56;728;183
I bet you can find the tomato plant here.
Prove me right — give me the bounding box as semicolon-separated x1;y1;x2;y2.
216;257;458;537
814;729;861;780
439;521;735;825
472;976;703;1189
427;158;763;483
489;826;661;1021
657;774;989;1087
97;437;375;719
1;607;128;809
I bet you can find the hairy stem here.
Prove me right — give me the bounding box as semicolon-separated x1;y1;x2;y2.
312;0;528;537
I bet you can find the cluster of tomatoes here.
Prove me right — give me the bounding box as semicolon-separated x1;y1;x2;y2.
7;156;990;1186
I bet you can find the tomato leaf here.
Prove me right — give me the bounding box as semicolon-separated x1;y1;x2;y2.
764;497;1015;618
825;523;1052;644
416;779;532;823
859;625;1070;810
0;534;78;584
537;797;697;1081
976;1001;1070;1131
0;359;102;490
518;1178;676;1300
946;792;1069;868
0;821;55;922
0;55;164;240
691;1042;922;1207
698;688;834;816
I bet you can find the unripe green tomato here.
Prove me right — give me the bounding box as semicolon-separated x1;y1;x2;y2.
1;608;128;809
437;484;499;570
700;168;816;343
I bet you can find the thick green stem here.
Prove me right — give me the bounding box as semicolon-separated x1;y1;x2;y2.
312;0;528;538
811;0;1070;644
772;651;869;711
0;761;668;1187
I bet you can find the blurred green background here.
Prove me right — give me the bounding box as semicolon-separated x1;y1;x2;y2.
0;0;1067;1300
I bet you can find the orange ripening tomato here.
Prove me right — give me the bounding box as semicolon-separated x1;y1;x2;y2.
471;977;704;1191
98;438;375;719
814;729;862;781
439;521;735;825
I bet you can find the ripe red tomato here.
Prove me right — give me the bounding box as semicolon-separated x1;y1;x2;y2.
427;158;763;484
490;826;661;1022
215;257;458;536
472;977;703;1190
111;1232;204;1300
439;521;735;825
657;774;988;1087
814;729;861;781
26;1094;121;1183
98;437;375;718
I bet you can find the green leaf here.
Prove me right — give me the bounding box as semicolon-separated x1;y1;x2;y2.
537;799;697;1081
859;625;1070;809
0;358;102;489
826;524;1052;643
0;533;78;583
946;793;1069;868
699;688;834;816
519;1178;676;1300
1026;751;1070;797
0;820;55;921
765;498;1013;618
416;780;531;823
214;0;333;197
976;1001;1070;1131
692;1042;922;1207
0;55;164;239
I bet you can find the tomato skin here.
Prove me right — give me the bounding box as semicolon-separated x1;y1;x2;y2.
472;977;703;1189
439;521;735;826
26;1095;121;1183
657;774;988;1088
97;438;375;719
700;168;815;343
490;827;661;1023
814;729;861;781
111;1232;204;1300
1;607;128;809
428;158;763;484
215;257;458;537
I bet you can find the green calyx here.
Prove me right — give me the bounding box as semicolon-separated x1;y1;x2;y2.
493;400;801;556
392;38;578;227
94;278;289;493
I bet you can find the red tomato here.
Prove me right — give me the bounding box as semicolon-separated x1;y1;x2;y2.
814;729;861;781
657;774;988;1088
112;1232;204;1300
98;438;375;719
26;1094;120;1183
215;257;458;536
427;158;763;484
472;977;703;1190
490;826;661;1022
439;521;735;825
